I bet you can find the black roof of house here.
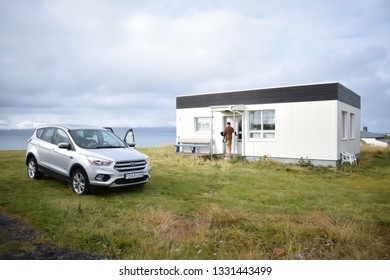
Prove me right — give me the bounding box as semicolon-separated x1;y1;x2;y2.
176;82;360;109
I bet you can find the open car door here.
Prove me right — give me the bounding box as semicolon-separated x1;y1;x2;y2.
124;128;136;147
103;127;114;133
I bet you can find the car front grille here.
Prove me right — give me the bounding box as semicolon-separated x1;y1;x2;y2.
114;160;147;172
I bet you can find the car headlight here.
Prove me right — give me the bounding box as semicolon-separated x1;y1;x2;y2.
87;156;112;166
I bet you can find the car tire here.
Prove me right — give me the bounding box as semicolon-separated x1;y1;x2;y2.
71;168;91;195
27;157;43;179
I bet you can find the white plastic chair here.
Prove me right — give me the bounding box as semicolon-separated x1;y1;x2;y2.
341;151;357;165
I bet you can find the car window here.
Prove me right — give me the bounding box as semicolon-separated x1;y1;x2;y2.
69;129;126;149
36;128;44;138
100;130;126;147
53;129;71;145
39;128;56;143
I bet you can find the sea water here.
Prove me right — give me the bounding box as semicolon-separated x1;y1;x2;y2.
0;127;176;150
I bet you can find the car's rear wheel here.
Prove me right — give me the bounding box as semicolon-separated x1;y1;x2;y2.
27;157;43;179
71;168;90;195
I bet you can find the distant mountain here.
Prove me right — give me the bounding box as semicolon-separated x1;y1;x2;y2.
14;120;47;129
1;119;176;130
0;117;12;129
131;126;176;133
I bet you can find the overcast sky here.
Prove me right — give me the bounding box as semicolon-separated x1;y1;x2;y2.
0;0;389;131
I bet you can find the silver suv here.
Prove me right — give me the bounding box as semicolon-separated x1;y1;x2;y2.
26;124;151;195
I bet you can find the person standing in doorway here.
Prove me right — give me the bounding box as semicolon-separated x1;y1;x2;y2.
224;122;237;157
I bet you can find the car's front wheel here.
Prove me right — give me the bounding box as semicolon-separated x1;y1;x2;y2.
71;168;90;195
27;157;43;179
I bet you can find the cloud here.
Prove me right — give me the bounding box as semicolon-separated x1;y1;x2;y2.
0;0;389;131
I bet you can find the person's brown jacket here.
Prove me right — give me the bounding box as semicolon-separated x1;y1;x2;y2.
224;126;234;140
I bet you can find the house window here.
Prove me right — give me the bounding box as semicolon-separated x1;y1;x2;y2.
195;117;211;132
341;111;348;139
349;113;355;139
249;110;275;139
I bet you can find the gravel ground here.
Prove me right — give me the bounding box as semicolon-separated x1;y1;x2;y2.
0;213;106;260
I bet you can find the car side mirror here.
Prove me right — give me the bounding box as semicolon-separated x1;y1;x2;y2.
58;142;71;150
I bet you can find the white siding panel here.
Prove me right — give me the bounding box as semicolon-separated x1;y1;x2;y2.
244;101;338;160
176;108;214;139
176;108;221;153
337;102;361;156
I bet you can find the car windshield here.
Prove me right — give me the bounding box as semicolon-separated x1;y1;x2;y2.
69;129;127;149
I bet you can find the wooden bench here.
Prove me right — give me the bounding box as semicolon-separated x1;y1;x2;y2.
174;138;212;154
341;151;357;165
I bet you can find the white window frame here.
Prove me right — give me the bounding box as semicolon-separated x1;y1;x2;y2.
248;110;275;140
349;112;355;139
195;117;212;133
341;110;348;140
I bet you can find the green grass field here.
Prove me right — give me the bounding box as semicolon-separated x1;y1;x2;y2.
0;145;389;259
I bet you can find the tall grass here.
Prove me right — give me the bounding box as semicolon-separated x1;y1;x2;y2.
0;145;389;259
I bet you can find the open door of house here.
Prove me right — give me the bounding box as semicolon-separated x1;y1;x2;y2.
124;128;136;147
223;116;242;156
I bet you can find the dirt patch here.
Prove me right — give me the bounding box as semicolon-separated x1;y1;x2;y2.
0;213;107;260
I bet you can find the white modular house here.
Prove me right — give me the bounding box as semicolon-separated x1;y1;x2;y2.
360;128;390;147
176;82;361;166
